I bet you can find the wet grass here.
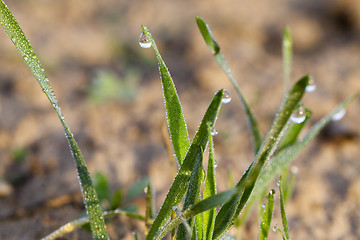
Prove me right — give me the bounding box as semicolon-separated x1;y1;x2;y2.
0;2;357;239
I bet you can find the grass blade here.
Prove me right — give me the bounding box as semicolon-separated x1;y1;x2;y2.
250;93;357;205
141;25;190;165
146;90;224;240
282;27;292;93
155;188;239;240
278;177;290;240
145;183;155;235
258;190;275;240
203;128;217;240
0;2;108;239
176;147;203;240
213;75;310;239
278;109;311;151
196;16;262;153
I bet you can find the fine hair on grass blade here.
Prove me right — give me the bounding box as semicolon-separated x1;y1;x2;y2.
258;190;275;240
196;16;262;153
0;2;108;239
141;25;190;165
212;76;310;239
146;90;224;240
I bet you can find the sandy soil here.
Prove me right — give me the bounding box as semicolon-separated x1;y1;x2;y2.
0;0;360;239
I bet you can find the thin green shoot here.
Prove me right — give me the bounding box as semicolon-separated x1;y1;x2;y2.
196;16;262;153
258;190;275;240
0;2;108;239
283;26;292;93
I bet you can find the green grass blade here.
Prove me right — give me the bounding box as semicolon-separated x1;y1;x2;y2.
110;189;122;210
145;183;155;235
94;172;111;203
283;26;292;93
258;190;275;240
155;188;238;240
274;226;288;240
176;147;203;240
213;76;310;239
0;2;108;239
146;90;224;240
278;177;290;240
203;128;217;240
278;109;311;151
250;93;357;206
141;25;190;165
196;16;262;153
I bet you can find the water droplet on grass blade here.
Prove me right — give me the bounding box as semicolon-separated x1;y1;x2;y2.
270;189;275;195
290;104;306;123
210;127;218;136
305;76;316;92
291;166;299;174
139;32;151;48
214;159;218;168
332;108;346;121
221;89;231;103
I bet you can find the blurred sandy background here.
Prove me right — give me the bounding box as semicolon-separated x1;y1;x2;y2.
0;0;360;239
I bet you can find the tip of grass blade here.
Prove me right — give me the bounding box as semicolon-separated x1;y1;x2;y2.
196;16;220;55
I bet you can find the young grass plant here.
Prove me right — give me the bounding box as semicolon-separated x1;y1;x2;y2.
1;2;357;239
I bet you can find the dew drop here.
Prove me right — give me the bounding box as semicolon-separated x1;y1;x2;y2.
144;186;148;193
210;127;218;136
305;76;316;92
214;159;218;168
139;32;151;48
332;108;346;121
270;189;275;195
291;166;299;174
221;89;231;104
290;104;306;123
272;225;278;232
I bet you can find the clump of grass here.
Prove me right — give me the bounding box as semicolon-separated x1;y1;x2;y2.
0;2;357;240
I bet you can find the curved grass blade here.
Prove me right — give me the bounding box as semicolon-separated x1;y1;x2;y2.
141;25;189;165
213;76;310;239
258;190;275;240
146;90;224;240
250;93;357;205
196;16;262;153
274;226;288;240
0;2;108;239
278;177;290;240
203;128;217;240
42;209;149;240
283;26;292;93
